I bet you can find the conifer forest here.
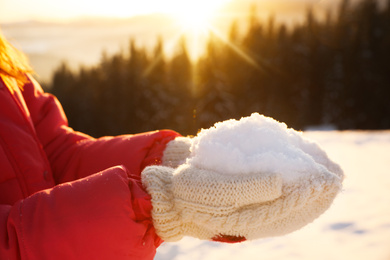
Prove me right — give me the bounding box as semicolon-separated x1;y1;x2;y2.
47;0;390;137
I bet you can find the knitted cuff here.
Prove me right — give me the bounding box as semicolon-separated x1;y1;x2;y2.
141;166;184;242
162;137;192;168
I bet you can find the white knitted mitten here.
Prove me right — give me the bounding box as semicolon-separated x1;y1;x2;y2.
162;137;192;168
141;162;342;243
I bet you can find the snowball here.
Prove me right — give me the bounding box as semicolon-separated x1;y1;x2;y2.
187;113;340;184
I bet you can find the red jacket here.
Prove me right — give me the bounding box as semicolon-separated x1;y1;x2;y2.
0;76;180;259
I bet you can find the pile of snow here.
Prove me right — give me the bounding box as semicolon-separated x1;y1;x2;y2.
188;113;341;184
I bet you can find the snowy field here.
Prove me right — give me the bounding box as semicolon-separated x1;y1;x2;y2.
155;130;390;260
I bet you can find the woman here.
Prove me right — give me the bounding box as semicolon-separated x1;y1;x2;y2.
0;31;186;259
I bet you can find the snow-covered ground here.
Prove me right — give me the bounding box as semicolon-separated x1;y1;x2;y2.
155;130;390;260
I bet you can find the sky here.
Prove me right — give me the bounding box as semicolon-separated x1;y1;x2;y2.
0;0;236;22
1;0;159;21
0;0;337;23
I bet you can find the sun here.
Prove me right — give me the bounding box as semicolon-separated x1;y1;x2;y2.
166;0;229;31
159;0;231;61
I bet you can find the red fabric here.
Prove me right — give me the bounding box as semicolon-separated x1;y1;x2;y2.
0;76;180;259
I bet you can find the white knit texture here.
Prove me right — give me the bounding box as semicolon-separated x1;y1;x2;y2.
141;162;343;242
162;137;192;168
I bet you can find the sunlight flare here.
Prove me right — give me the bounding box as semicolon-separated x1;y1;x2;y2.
166;0;229;31
209;27;261;70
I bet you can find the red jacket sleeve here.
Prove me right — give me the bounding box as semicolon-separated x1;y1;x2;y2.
1;76;181;259
0;166;162;260
21;76;180;183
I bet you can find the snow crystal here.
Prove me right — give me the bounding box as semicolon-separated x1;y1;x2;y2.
187;113;339;183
